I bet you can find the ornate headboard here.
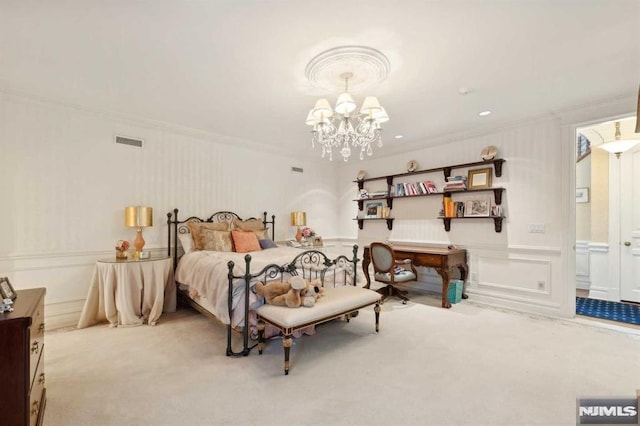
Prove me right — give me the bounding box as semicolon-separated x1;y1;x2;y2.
166;209;276;270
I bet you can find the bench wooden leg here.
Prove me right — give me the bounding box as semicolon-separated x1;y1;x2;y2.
374;303;381;332
257;320;266;354
283;335;293;375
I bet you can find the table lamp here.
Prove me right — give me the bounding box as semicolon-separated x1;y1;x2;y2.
125;206;153;259
290;211;306;242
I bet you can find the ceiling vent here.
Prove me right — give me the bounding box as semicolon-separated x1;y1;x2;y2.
115;135;143;148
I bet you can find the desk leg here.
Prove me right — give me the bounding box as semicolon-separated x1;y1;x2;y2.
362;248;372;289
435;268;452;309
458;263;469;299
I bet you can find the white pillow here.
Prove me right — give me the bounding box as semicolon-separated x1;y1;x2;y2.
178;232;194;254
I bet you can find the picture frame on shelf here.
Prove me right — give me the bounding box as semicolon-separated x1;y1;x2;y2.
468;167;493;189
364;201;384;218
576;187;589;203
0;277;17;300
464;198;491;217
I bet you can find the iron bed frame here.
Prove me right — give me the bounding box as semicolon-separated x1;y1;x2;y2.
166;208;360;357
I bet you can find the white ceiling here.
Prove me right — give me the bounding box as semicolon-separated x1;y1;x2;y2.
1;0;639;159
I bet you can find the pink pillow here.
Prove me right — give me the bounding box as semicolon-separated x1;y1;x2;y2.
231;230;262;253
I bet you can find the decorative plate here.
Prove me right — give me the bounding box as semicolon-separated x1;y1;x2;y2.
406;160;418;172
481;146;498;161
357;170;366;180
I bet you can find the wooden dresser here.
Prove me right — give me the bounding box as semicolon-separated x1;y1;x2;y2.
0;288;46;426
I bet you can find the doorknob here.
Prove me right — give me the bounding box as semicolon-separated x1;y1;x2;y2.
624;241;631;246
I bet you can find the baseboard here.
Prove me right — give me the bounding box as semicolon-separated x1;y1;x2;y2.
45;299;84;330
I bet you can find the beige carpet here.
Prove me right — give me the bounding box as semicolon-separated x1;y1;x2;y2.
44;296;640;426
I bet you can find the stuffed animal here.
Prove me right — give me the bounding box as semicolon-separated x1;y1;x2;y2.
255;276;306;308
300;279;324;307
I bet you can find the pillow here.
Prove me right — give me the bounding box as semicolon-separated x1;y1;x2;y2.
254;228;270;240
188;221;229;250
231;230;262;253
232;218;265;231
259;239;278;249
199;229;234;252
178;232;194;254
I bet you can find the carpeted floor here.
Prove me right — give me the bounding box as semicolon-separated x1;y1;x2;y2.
576;297;640;326
43;297;640;426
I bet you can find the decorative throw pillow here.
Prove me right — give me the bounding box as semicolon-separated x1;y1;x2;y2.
199;229;234;252
188;221;229;250
259;239;278;249
231;230;262;253
178;232;195;254
254;228;270;240
232;218;265;232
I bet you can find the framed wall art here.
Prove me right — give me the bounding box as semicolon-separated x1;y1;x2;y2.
464;198;491;217
364;201;384;218
0;277;17;300
468;167;493;189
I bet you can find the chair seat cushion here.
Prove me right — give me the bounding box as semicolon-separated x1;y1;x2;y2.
256;286;380;329
374;270;417;283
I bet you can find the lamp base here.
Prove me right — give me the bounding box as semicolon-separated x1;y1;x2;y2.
295;227;303;243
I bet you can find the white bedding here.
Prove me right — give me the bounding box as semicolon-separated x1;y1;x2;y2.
175;246;353;327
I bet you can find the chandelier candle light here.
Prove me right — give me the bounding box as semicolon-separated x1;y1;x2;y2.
125;206;153;259
304;46;391;162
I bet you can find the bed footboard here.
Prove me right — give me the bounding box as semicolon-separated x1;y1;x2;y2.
225;245;359;357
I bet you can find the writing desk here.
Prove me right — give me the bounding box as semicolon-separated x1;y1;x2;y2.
362;245;468;308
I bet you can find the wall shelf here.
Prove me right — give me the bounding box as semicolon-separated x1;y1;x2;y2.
354;158;506;232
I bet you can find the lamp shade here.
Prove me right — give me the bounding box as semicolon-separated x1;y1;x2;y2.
290;211;307;227
335;92;357;115
372;106;389;123
360;96;382;115
312;98;333;120
597;140;640;155
125;206;153;228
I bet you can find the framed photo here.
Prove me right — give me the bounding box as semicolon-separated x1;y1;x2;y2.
468;167;493;189
364;201;384;218
576;187;589;203
0;277;17;301
464;198;491;217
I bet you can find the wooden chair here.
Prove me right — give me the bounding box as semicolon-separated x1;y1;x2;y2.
370;242;418;304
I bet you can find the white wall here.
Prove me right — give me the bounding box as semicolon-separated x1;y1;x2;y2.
1;90;634;327
0;92;339;327
335;118;571;317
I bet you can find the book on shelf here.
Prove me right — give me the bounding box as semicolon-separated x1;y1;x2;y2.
443;196;455;217
424;180;438;194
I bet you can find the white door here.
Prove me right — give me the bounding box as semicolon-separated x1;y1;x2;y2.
620;143;640;302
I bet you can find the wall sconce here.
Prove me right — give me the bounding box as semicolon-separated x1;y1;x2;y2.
125;206;153;259
290;211;307;242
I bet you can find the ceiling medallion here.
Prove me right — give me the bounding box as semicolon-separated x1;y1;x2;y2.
304;46;391;162
305;46;390;93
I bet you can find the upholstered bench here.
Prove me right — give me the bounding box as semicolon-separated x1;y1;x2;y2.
256;285;382;375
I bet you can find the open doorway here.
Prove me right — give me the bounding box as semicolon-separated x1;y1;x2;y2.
574;116;640;326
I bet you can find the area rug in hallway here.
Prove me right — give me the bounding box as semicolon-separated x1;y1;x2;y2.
576;297;640;326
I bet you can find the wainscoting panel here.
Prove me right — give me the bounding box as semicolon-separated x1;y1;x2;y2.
575;240;591;290
587;243;613;300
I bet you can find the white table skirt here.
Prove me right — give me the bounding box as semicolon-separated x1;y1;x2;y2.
78;258;176;328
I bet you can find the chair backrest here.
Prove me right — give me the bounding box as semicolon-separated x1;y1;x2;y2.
370;242;395;273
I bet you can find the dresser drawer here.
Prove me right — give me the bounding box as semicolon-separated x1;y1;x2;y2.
29;354;45;426
29;299;45;384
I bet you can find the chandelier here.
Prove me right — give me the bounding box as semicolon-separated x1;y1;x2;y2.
305;73;388;161
303;46;390;162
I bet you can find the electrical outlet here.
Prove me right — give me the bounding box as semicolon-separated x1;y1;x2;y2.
537;281;545;290
529;223;545;233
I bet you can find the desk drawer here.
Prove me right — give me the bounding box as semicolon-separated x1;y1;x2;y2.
29;300;45;383
29;355;45;426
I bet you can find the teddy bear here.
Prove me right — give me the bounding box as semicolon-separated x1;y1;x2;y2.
300;279;324;307
255;276;306;308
